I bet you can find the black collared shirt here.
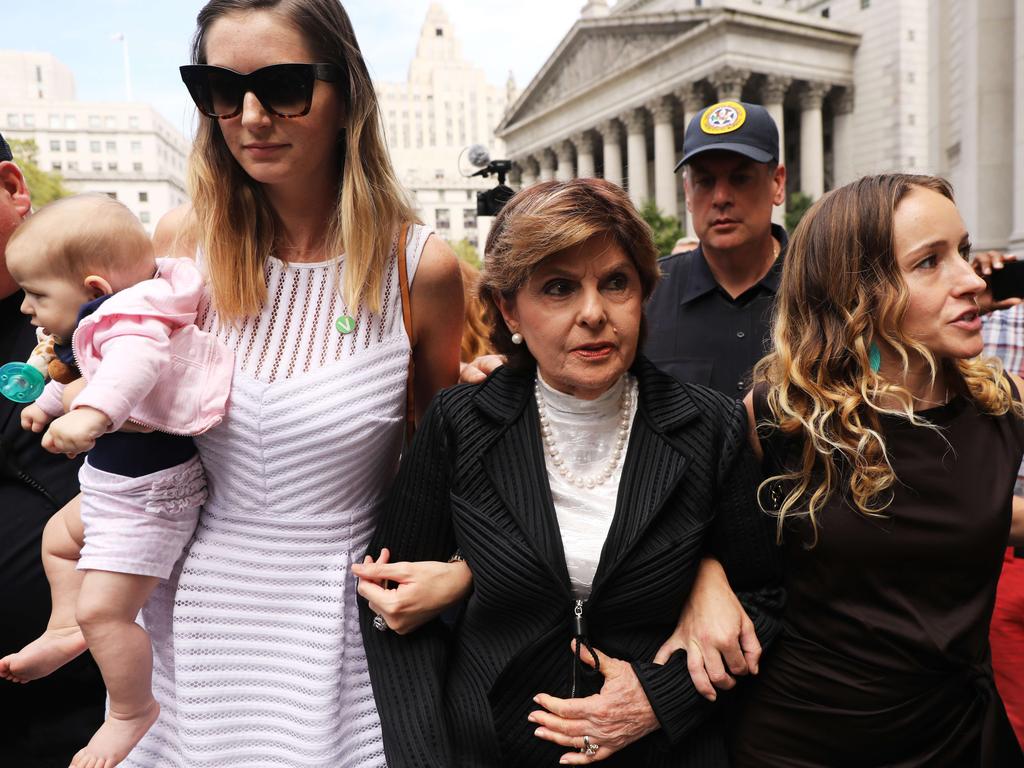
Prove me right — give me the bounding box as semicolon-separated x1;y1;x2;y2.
643;223;788;396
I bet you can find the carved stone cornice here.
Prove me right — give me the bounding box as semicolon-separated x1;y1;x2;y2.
798;81;831;110
709;66;750;101
761;74;792;105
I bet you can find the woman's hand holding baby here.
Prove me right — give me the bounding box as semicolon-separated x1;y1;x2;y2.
42;407;111;458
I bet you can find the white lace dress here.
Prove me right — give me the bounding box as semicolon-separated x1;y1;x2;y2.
124;225;431;768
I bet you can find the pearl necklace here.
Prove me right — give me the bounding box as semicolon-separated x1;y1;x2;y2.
534;376;633;489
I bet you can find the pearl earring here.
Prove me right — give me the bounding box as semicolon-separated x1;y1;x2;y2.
511;332;523;345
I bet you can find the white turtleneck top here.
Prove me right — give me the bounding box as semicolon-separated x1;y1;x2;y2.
536;372;639;600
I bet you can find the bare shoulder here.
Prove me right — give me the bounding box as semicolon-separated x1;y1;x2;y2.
1009;372;1024;402
414;233;461;292
153;203;197;259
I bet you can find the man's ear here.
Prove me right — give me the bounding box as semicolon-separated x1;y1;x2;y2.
83;274;113;298
492;290;520;335
771;164;787;207
0;161;32;218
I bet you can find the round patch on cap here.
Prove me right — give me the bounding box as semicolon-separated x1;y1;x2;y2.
700;101;747;135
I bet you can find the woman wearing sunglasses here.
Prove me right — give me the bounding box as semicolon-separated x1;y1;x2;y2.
122;1;465;766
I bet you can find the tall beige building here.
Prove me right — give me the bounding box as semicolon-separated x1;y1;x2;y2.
497;0;1024;254
0;51;189;233
376;4;509;250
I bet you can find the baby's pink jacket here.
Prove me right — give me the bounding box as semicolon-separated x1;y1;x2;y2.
35;257;233;435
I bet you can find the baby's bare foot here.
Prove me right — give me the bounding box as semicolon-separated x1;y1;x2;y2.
70;700;160;768
0;625;86;682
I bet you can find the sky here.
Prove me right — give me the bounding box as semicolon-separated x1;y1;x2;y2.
0;0;583;140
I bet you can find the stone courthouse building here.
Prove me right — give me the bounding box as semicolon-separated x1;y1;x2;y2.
496;0;1024;253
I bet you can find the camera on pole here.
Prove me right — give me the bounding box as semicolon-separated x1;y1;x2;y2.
466;144;515;217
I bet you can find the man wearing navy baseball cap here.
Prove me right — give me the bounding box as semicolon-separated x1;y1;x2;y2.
0;131;105;766
644;100;787;397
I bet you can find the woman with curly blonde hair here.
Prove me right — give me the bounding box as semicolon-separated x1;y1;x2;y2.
664;174;1024;766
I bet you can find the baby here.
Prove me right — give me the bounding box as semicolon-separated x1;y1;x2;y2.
0;194;233;767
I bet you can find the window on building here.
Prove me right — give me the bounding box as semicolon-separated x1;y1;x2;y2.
435;208;451;230
860;0;869;7
67;160;78;170
50;140;61;152
66;140;76;151
140;211;151;224
131;141;142;152
5;114;17;128
129;116;139;129
51;161;62;171
821;7;830;17
90;141;101;152
463;208;477;229
435;169;445;180
106;141;116;152
48;114;60;128
139;191;149;202
104;116;116;129
92;161;103;171
435;27;443;37
23;114;35;127
65;114;76;129
107;161;118;171
133;162;143;172
89;114;101;128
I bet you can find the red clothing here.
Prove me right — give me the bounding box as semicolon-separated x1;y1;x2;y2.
993;548;1024;748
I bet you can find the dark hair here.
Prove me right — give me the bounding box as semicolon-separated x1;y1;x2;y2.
479;178;660;369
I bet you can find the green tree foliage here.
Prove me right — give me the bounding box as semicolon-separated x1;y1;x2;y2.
9;139;71;207
784;191;814;233
640;200;684;256
450;237;481;269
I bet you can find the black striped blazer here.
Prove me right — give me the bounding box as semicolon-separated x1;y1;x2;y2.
360;357;783;767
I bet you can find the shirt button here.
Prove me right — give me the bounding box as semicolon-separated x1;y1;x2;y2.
736;331;746;339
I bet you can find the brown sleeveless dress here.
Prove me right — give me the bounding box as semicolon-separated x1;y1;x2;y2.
732;385;1024;767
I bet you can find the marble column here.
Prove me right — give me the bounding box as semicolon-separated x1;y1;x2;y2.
538;148;556;182
831;87;855;188
573;132;596;179
598;119;624;188
675;84;707;240
624;107;649;208
761;74;791;226
555;140;575;181
508;164;523;189
1011;4;1024;254
520;156;539;187
799;81;829;200
649;96;678;218
709;66;750;102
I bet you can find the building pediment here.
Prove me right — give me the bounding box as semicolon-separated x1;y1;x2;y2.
501;14;701;130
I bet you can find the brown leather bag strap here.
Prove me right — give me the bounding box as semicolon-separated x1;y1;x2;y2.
396;223;415;441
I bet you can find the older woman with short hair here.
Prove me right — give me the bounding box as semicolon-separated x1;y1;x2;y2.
360;179;783;767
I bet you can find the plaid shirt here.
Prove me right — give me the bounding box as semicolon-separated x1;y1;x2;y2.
982;304;1024;494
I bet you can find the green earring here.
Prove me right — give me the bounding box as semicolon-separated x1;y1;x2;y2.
869;342;881;373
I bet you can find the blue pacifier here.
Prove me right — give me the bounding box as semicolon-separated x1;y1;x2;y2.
0;362;46;403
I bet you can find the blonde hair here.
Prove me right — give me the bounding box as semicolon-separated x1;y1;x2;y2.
7;194;154;287
479;179;660;369
756;173;1021;543
186;0;415;320
457;259;492;363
